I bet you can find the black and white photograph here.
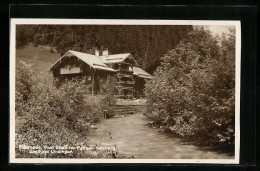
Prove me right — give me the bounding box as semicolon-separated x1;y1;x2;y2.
9;19;240;163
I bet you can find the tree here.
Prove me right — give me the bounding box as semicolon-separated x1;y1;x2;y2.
145;27;235;148
16;26;29;48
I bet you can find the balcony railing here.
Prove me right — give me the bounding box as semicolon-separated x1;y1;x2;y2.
117;74;133;79
116;84;134;88
60;67;82;74
116;80;135;85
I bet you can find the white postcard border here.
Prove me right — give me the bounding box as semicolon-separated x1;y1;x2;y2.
9;19;241;164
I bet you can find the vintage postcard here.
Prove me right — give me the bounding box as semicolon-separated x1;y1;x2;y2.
9;19;240;163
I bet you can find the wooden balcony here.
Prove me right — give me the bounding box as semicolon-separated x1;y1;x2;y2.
60;67;83;74
117;74;134;79
116;80;135;85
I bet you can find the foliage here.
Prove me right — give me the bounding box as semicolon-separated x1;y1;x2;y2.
16;25;193;73
16;26;33;48
55;78;102;133
145;27;235;149
98;75;117;118
15;61;128;158
15;61;35;115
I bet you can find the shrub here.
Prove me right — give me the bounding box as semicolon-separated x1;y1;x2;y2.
145;27;235;149
15;61;35;116
15;62;71;157
98;75;117;118
15;61;122;158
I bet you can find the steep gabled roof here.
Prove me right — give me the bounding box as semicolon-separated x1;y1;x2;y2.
69;50;106;67
100;53;131;64
49;50;152;79
49;50;116;72
133;67;153;79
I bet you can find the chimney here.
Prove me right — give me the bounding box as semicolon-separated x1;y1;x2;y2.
102;49;109;56
95;49;100;56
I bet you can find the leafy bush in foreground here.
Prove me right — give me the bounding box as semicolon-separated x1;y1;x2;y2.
98;75;117;118
15;61;125;158
145;27;235;149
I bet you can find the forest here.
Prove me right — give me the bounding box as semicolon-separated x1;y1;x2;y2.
16;25;193;73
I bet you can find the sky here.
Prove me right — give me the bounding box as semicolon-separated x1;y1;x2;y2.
207;25;235;36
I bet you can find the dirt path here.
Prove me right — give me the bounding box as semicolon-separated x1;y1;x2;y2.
88;113;234;159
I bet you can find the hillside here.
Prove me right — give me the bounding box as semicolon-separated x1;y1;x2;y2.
16;45;61;72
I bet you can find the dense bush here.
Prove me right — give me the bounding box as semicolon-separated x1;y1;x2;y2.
15;61;35;116
98;75;117;118
15;61;125;158
145;27;235;149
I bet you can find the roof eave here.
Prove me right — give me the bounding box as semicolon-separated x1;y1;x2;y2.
49;51;71;72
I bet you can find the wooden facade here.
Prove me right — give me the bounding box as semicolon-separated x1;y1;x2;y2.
114;63;134;98
49;50;152;99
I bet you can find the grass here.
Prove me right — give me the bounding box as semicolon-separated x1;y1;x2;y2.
16;45;61;72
